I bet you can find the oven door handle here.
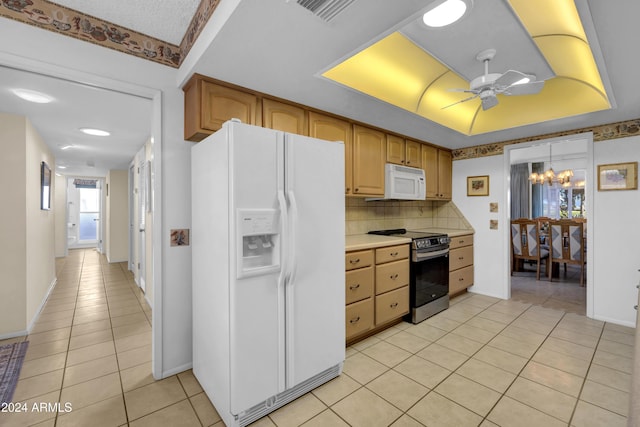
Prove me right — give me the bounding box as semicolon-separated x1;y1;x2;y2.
413;248;450;262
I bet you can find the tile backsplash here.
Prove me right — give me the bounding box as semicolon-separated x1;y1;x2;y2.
345;198;472;235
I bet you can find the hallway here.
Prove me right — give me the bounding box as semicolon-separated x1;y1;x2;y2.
1;249;221;426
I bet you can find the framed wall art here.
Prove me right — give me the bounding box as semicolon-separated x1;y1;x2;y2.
467;175;489;196
597;162;638;191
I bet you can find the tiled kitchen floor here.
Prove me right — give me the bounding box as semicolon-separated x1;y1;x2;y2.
1;249;634;426
511;263;586;315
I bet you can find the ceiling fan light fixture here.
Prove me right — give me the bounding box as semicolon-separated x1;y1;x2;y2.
512;76;531;85
422;0;469;28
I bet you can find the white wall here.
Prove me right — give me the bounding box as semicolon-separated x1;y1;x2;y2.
0;113;56;337
453;155;507;299
54;174;66;257
106;170;129;263
0;19;192;376
452;136;640;326
0;113;28;336
592;136;640;326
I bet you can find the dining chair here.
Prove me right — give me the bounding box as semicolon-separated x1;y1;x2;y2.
548;220;586;286
511;219;550;280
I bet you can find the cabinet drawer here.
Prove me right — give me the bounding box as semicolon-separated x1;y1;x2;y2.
449;234;473;249
449;245;473;271
346;298;374;340
375;286;409;325
345;250;374;271
449;265;474;295
375;259;409;294
375;244;409;264
345;267;374;304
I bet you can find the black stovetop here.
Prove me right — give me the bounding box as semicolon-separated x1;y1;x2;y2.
368;228;447;240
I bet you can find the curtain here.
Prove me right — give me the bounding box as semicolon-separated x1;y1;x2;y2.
531;162;544;218
510;163;530;219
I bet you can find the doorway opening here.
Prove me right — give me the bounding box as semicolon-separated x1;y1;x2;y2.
67;177;103;251
505;135;593;316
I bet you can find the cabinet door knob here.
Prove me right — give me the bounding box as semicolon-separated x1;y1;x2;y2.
390;274;399;280
390;302;398;308
354;188;359;192
349;284;360;291
635;305;638;311
349;259;360;264
390;252;398;257
349;316;360;324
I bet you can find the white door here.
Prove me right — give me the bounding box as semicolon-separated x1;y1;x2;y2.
138;160;147;292
285;134;345;388
228;123;284;413
67;178;101;249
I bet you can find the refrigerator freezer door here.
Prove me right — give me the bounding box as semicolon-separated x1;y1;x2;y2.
284;134;345;389
228;123;286;414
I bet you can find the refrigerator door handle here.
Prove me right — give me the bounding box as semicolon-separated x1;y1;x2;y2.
287;190;298;285
277;190;289;286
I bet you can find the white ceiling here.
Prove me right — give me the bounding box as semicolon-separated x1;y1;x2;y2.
1;0;639;178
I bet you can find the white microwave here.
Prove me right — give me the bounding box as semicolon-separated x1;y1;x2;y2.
368;164;426;201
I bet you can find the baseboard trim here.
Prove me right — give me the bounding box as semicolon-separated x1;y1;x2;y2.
160;362;193;380
27;277;58;334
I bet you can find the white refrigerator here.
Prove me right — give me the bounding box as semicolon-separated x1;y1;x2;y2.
192;120;345;427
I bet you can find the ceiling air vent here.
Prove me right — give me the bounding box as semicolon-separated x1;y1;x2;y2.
295;0;356;22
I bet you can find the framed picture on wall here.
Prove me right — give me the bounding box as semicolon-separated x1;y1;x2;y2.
467;175;490;196
597;162;638;191
41;161;51;210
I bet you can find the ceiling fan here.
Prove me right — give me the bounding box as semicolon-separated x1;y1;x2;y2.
443;48;545;111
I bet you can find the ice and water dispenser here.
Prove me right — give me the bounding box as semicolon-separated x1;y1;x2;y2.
236;209;280;278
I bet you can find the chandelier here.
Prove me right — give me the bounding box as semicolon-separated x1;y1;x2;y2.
529;144;574;186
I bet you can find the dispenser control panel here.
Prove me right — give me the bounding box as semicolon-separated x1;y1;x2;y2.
236;209;280;278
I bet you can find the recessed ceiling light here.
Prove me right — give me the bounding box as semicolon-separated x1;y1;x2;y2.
423;0;470;28
11;88;54;104
79;128;110;136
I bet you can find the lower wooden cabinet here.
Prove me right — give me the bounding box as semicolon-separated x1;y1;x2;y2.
375;286;409;325
345;243;410;343
346;298;374;338
449;234;474;295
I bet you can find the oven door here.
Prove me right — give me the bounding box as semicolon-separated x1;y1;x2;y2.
410;249;449;308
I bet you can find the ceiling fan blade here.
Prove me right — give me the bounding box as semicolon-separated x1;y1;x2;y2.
441;94;479;110
504;80;545;95
495;70;532;88
448;88;477;94
481;95;499;110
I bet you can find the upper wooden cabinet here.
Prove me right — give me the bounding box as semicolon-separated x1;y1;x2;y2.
352;125;386;197
422;145;452;200
184;76;260;141
386;135;422;168
405;140;422;168
262;98;307;135
386;135;405;165
309;112;353;195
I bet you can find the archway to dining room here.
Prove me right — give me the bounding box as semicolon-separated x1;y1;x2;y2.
504;134;593;317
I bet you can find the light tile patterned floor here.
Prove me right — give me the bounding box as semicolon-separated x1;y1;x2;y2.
1;249;633;426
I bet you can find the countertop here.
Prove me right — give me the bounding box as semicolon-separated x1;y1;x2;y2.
345;228;474;251
345;234;412;251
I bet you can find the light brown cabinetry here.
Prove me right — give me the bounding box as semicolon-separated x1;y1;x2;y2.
308;112;352;195
422;145;452;200
352;125;386;196
345;244;410;343
262;98;307;135
345;249;375;339
184;76;260;141
449;234;474;295
386;135;421;168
